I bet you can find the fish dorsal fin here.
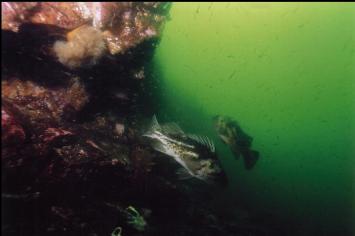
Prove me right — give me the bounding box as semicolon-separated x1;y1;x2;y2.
151;114;161;131
187;134;215;153
161;122;185;135
143;115;161;138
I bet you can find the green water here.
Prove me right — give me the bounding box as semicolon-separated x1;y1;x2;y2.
153;2;355;235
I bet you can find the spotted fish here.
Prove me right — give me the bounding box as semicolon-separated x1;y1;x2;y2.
143;115;225;183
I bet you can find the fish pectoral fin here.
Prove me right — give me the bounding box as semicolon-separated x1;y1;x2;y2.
243;150;260;170
150;140;168;155
230;146;241;160
176;167;193;180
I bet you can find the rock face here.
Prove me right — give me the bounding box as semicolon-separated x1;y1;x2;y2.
1;2;170;167
1;2;287;236
2;2;170;55
1;2;176;235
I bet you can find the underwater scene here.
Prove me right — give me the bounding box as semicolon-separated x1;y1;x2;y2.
1;2;354;236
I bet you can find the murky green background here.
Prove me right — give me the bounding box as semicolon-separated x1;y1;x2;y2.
153;2;355;235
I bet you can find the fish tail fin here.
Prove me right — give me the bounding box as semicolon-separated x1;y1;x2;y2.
243;150;259;170
143;114;160;138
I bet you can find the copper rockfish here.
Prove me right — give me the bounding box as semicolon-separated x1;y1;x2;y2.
213;115;259;170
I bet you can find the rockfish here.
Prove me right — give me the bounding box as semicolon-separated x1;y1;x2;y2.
213;115;259;170
143;115;225;183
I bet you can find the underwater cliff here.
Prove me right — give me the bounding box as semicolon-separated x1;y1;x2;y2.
1;2;355;236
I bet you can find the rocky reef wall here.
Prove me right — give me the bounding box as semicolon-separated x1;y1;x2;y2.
1;2;288;235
